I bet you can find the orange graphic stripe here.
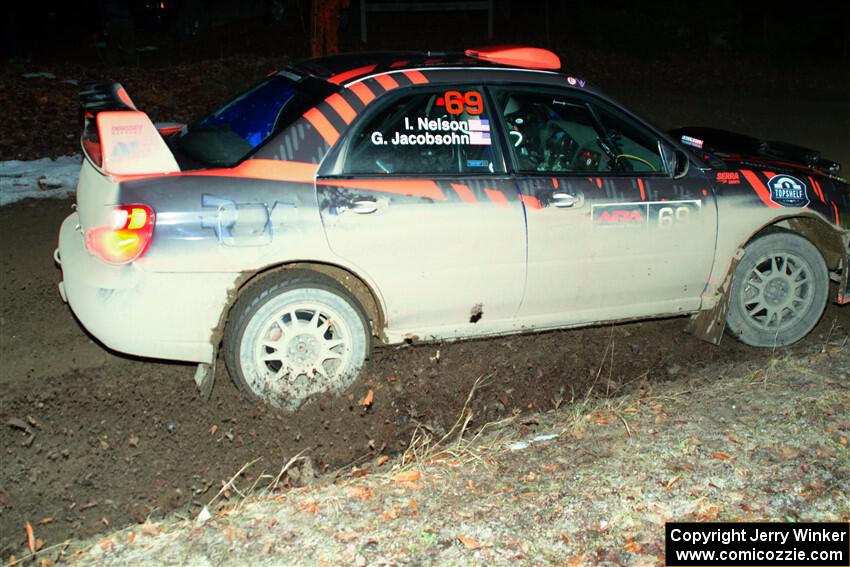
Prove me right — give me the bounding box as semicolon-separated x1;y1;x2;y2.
325;93;357;124
189;159;318;183
484;188;509;207
349;82;376;105
329;65;376;85
450;183;477;203
740;169;780;208
374;74;399;91
831;202;840;225
520;194;542;209
319;179;446;201
403;70;428;84
551;177;559;188
814;179;826;203
807;176;822;201
390;60;410;68
637;178;646;201
304;108;339;146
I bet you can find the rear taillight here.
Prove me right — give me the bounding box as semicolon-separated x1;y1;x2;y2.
86;204;154;265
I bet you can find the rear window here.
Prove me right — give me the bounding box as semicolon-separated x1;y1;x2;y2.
173;74;332;168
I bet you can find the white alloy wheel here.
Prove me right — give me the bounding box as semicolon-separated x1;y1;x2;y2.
225;271;370;410
726;232;828;347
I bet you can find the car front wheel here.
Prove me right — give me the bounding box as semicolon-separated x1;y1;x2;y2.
224;270;371;411
726;232;828;347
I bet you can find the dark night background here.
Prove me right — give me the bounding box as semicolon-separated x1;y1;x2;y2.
1;1;848;165
3;1;849;66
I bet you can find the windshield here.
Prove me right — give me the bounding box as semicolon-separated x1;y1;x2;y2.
173;75;324;168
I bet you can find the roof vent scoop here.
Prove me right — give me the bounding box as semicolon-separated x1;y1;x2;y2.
464;46;561;70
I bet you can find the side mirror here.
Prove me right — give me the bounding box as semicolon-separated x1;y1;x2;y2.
672;149;690;179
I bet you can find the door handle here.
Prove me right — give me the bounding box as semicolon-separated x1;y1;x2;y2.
552;192;583;208
350;200;379;214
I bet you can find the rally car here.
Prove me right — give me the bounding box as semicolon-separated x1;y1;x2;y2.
56;46;850;410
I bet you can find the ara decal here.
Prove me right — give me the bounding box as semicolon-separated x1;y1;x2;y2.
592;201;701;229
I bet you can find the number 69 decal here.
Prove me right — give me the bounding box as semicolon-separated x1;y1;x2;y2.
654;201;701;228
436;91;483;115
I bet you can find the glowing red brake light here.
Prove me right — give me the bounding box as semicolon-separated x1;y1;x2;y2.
86;204;155;265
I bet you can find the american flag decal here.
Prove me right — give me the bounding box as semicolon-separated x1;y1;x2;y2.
467;119;491;145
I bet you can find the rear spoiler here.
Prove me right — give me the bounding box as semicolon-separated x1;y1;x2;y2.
669;126;841;177
79;82;179;176
79;81;137;113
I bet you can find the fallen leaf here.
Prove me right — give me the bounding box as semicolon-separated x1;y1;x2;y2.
392;470;421;483
595;415;609;425
457;535;482;549
382;505;398;520
301;502;319;514
37;517;54;525
359;389;374;408
665;475;680;490
839;436;848;446
778;446;799;460
335;530;359;542
7;417;30;433
128;435;139;448
348;485;372;501
408;499;417;510
711;452;732;461
467;479;475;492
542;463;560;473
127;532;136;543
816;446;835;458
376;455;389;466
624;540;642;553
209;424;218;435
98;538;113;552
140;521;161;536
25;521;35;554
99;439;110;450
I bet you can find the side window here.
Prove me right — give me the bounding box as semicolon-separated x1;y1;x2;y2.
492;87;664;175
344;88;500;175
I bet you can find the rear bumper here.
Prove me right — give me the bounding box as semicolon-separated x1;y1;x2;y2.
57;213;239;363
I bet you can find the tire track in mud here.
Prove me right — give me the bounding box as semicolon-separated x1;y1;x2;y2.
2;198;848;556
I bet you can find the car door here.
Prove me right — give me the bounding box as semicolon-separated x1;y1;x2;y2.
489;85;717;325
317;85;527;339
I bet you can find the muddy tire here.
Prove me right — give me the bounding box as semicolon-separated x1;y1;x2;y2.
224;270;371;411
726;232;828;347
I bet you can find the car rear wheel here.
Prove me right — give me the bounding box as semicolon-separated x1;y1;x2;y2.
224;270;371;411
726;232;828;347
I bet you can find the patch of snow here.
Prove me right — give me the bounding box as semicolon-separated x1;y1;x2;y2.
0;155;81;206
505;433;559;451
22;72;56;79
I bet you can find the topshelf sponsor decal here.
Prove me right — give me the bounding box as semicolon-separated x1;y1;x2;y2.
767;174;809;208
371;116;492;146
